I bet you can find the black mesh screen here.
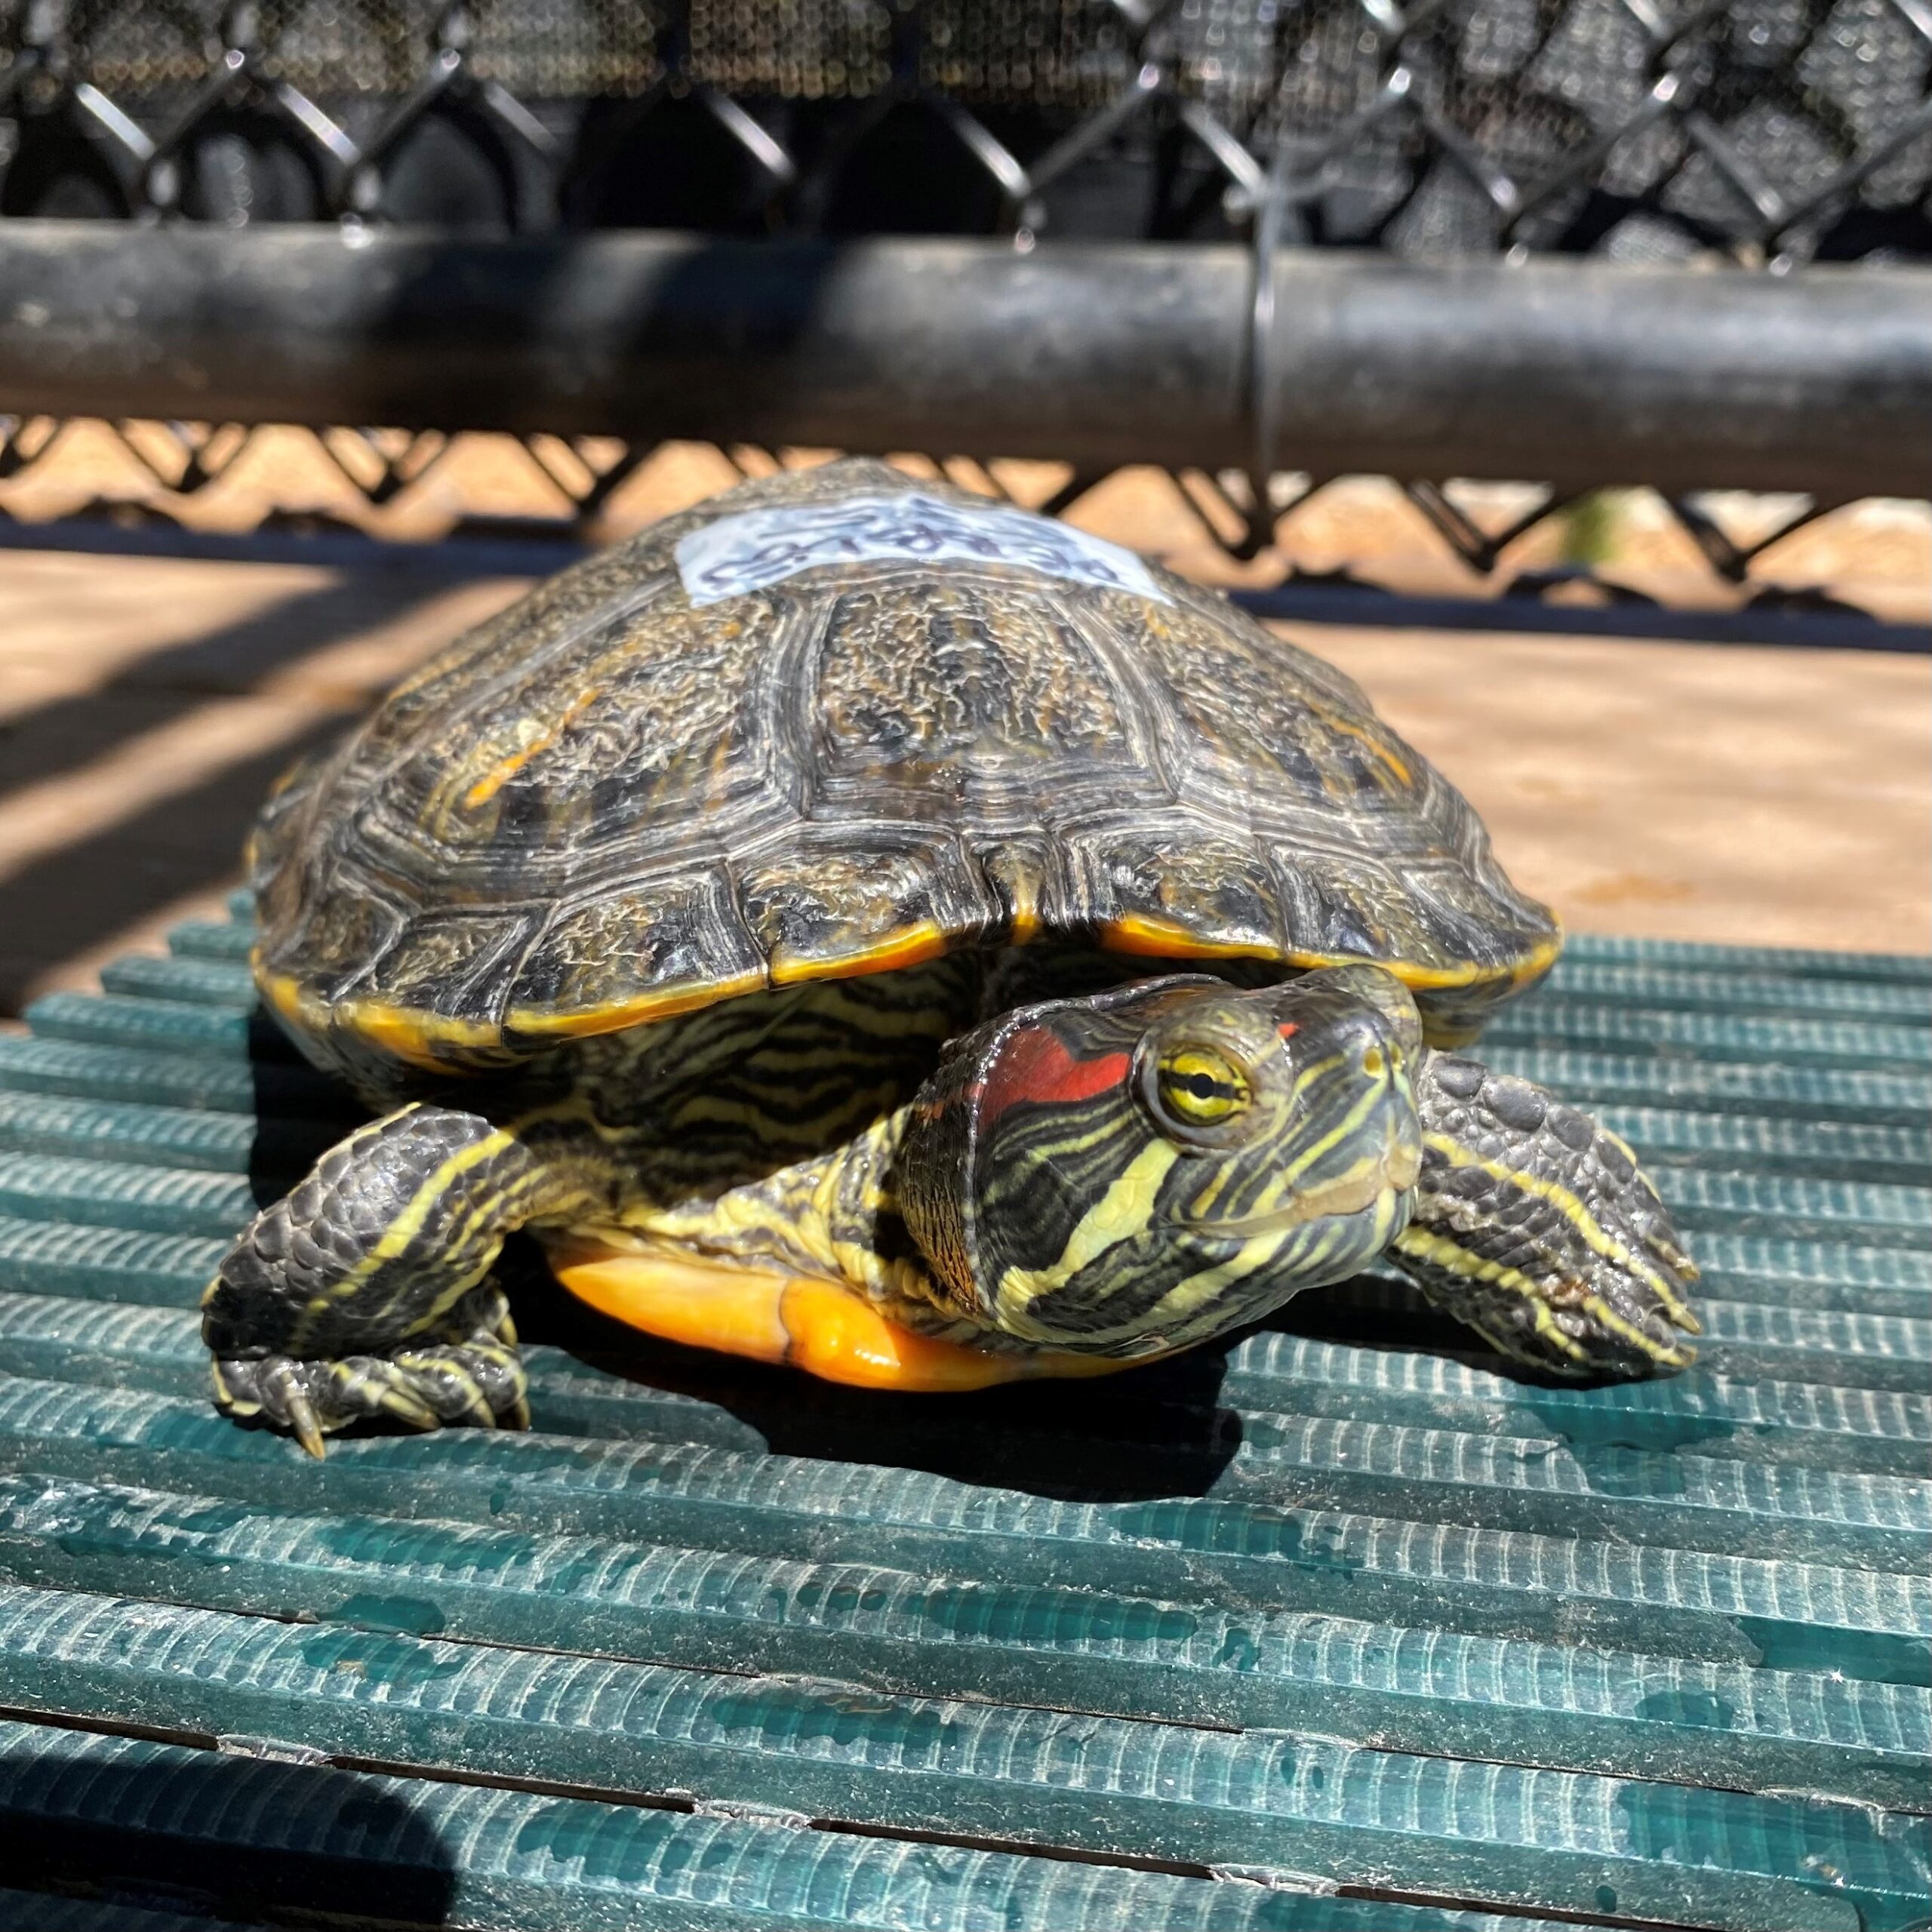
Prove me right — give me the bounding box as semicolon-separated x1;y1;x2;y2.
2;0;1924;257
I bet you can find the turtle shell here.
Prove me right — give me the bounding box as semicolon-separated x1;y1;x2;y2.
254;459;1558;1079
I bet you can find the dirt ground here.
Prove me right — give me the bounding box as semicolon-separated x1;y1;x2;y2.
0;448;1926;1014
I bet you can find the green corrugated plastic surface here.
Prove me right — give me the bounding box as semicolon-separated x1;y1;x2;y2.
0;898;1924;1931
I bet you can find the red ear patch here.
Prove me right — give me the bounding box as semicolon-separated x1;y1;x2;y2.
979;1025;1131;1127
1278;1021;1300;1041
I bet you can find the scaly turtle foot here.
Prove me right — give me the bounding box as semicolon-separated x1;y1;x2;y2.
211;1283;529;1457
1395;1055;1700;1378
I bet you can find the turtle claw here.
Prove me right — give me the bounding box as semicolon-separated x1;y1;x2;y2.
392;1347;500;1429
210;1284;532;1452
343;1356;442;1433
259;1362;328;1460
368;1383;443;1434
214;1352;341;1454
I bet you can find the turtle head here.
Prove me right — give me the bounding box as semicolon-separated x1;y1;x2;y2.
896;966;1425;1358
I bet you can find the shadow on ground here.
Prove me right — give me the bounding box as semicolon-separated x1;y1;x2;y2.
0;1740;458;1929
0;569;457;1014
506;1240;1253;1506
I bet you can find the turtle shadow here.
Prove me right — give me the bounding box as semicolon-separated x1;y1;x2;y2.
520;1266;1638;1506
1254;1273;1490;1362
1253;1273;1610;1389
503;1239;1248;1506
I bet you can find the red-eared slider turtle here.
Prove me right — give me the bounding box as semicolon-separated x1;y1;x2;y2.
206;460;1698;1454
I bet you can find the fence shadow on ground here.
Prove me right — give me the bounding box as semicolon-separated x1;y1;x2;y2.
0;568;460;1016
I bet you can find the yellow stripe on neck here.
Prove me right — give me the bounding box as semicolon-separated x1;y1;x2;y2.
992;1139;1179;1337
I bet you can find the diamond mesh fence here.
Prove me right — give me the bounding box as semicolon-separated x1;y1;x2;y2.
0;1;1927;611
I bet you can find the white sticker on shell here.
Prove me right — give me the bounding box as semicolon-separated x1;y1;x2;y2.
675;491;1171;607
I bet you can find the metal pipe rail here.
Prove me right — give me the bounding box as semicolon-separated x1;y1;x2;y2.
1;223;1927;499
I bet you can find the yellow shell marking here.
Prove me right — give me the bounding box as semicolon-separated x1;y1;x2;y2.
1101;914;1281;961
460;684;606;812
768;920;951;986
260;903;1556;1068
265;932;961;1066
506;971;768;1043
1303;695;1415;788
259;966;503;1074
1098;915;1563;1001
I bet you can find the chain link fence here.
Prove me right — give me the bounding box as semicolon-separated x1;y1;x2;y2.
0;1;1926;613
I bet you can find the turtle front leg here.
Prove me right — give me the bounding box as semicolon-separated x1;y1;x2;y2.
202;1104;595;1454
1389;1055;1700;1378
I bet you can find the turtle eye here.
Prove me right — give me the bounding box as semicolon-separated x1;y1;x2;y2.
1152;1044;1252;1133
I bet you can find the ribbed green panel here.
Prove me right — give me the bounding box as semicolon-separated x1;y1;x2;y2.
0;1297;199;1394
0;1299;1917;1571
1546;961;1932;1023
99;954;260;1008
165;919;255;963
21;992;274;1061
1694;1300;1932;1356
1217;1333;1932;1475
0;1036;347;1118
0;1093;263;1172
0;1156;260;1239
1588;1106;1930;1182
1687;1301;1932;1395
0;1094;332;1179
0;1721;1591;1932
1482;1001;1930;1070
0;1585;1923;1932
0;1035;263;1113
0;1291;1923;1493
0;1474;1921;1810
1476;1046;1927;1123
0;1220;224;1306
1688;1232;1928;1292
0;1294;1921;1516
0;912;1922;1930
0;1376;1922;1688
1558;931;1932;982
1329;1273;1930;1395
1653;1168;1928;1238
